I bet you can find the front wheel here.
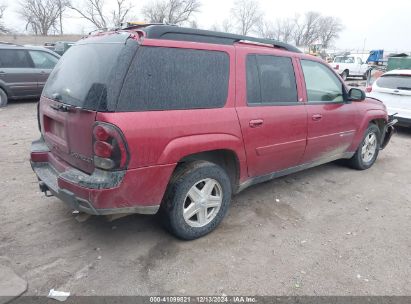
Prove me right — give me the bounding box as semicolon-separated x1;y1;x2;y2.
160;161;232;240
348;124;381;170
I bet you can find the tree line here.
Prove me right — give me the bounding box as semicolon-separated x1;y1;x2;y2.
0;0;343;48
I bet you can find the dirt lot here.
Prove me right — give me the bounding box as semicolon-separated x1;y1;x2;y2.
1;100;411;296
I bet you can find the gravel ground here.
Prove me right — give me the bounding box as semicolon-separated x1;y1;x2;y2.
1;100;410;296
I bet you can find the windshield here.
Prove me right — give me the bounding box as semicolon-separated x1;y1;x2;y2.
377;75;411;90
43;43;125;110
334;57;354;63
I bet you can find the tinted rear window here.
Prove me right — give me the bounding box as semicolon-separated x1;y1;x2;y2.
0;49;32;68
377;75;411;90
117;46;230;111
43;41;132;110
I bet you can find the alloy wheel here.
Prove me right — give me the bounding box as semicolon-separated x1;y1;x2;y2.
183;178;223;228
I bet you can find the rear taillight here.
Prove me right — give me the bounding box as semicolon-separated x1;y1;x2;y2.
365;86;372;93
334;64;339;70
92;123;129;171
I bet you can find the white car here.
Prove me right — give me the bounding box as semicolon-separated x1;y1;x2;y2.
367;70;411;127
332;55;369;80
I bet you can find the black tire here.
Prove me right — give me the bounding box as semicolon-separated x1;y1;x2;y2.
341;70;349;81
348;124;381;170
160;161;232;240
0;88;8;107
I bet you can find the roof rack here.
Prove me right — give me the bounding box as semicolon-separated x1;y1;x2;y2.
0;41;23;46
140;25;301;53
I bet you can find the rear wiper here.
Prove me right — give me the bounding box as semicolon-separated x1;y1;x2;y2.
50;103;72;112
397;87;411;91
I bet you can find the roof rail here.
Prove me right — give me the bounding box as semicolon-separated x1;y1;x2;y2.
0;41;23;46
140;25;301;53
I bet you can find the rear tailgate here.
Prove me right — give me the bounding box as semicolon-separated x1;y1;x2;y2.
38;32;138;174
40;97;96;173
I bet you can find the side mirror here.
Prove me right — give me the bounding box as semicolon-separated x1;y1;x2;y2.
348;88;366;101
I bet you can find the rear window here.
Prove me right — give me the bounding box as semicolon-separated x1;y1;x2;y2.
43;41;132;110
377;75;411;90
117;46;230;111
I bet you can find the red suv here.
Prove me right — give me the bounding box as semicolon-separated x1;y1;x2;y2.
30;25;395;240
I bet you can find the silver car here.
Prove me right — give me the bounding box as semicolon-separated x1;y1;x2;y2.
0;43;60;107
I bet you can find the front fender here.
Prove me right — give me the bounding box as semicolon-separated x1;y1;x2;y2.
348;108;388;151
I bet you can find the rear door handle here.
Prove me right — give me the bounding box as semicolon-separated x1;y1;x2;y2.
0;71;5;74
312;114;323;121
249;119;264;128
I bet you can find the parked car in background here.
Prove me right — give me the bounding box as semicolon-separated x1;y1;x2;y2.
0;43;60;107
367;70;411;127
332;55;369;80
30;25;395;240
54;41;75;56
43;42;56;51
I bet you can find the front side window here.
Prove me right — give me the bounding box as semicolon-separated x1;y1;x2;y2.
246;54;298;104
0;49;32;68
29;50;59;69
301;60;344;102
117;47;230;111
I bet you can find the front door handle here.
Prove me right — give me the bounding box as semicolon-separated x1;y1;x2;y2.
249;119;264;128
312;114;323;121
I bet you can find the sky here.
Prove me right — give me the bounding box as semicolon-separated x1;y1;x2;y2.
2;0;411;52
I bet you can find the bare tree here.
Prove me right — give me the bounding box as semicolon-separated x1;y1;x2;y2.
68;0;132;29
68;0;108;29
257;20;276;40
210;19;234;33
19;0;61;35
292;14;305;46
279;18;295;43
301;11;321;46
317;16;343;48
112;0;133;26
142;0;201;25
231;0;262;35
57;0;69;34
0;2;7;33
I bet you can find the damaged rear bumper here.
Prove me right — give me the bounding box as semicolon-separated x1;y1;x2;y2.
30;137;163;216
32;161;160;215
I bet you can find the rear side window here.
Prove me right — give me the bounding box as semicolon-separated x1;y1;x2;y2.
29;50;59;69
0;49;32;68
117;47;230;111
246;54;298;105
376;75;411;90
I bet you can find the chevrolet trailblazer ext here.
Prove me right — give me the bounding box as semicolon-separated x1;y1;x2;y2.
30;25;395;240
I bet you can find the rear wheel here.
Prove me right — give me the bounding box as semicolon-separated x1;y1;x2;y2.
0;88;8;107
160;161;232;240
348;124;381;170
